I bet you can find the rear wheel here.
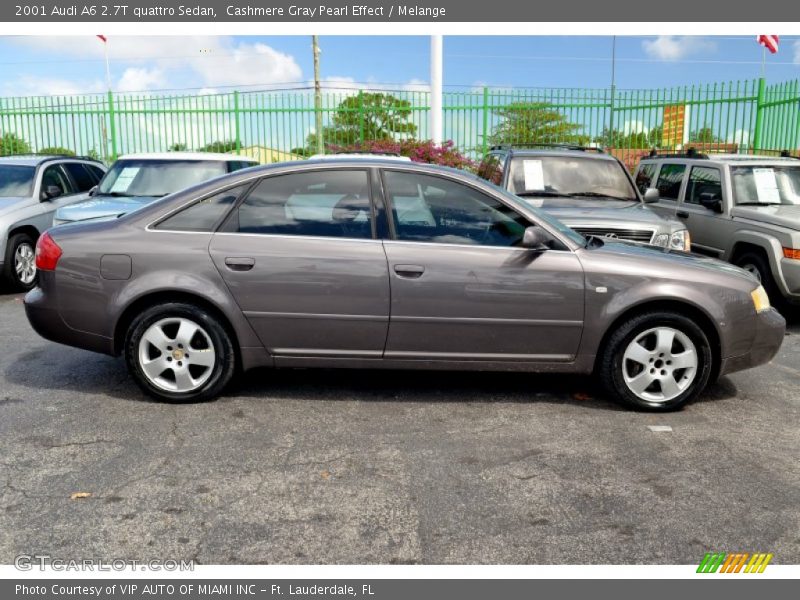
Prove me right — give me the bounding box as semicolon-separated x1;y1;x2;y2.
125;303;236;403
3;233;37;292
599;311;713;411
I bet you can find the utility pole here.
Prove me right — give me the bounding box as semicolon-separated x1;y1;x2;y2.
430;35;443;145
312;35;324;154
608;35;616;149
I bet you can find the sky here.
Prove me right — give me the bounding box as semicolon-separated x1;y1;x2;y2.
0;35;799;97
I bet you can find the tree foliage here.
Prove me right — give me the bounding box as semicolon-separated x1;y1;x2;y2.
689;126;720;144
0;133;32;156
198;140;238;153
38;146;76;156
490;102;585;146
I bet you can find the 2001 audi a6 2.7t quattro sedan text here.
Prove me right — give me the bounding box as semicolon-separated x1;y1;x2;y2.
24;159;786;411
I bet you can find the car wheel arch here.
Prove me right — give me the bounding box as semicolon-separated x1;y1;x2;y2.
7;224;40;243
593;299;722;382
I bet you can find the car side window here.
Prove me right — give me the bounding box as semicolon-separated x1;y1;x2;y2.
655;164;686;200
685;166;722;206
635;163;656;194
63;163;96;192
86;164;106;184
233;170;373;239
40;165;73;198
155;184;249;232
383;171;530;247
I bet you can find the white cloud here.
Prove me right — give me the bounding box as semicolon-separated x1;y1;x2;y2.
1;75;105;97
642;36;717;62
793;40;800;64
116;67;166;92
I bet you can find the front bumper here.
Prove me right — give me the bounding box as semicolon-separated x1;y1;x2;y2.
718;307;786;376
777;256;800;303
24;282;114;355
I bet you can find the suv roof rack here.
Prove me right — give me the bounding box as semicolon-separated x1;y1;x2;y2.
490;143;605;154
646;147;709;159
331;150;402;157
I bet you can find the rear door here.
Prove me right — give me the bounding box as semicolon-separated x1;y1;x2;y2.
208;168;391;358
379;169;584;362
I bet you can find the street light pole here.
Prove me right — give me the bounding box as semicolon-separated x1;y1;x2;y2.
312;35;324;154
430;35;443;145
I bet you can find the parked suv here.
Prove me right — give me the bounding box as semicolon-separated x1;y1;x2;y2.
635;151;800;307
477;145;691;251
0;155;106;290
53;153;258;226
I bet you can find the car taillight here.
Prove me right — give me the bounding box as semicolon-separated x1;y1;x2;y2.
35;232;62;271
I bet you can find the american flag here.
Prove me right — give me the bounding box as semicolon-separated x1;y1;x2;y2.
97;34;107;43
757;35;779;54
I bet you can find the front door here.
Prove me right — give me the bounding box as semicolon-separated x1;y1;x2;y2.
380;170;585;362
677;165;730;257
209;168;390;358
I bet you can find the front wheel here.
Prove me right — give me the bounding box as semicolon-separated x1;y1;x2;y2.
125;303;236;403
598;311;713;411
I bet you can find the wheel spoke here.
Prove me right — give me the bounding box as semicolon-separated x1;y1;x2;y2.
660;375;681;399
189;350;215;368
626;371;654;395
624;341;651;365
174;369;195;391
671;350;697;370
143;326;171;349
656;328;675;355
141;358;168;381
175;320;200;347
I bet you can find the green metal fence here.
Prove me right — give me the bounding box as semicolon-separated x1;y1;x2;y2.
1;78;799;167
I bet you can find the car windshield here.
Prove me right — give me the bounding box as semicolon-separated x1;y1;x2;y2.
507;156;638;202
0;165;35;197
97;159;228;197
731;165;800;206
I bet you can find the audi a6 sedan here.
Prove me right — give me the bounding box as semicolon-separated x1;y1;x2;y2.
24;159;786;411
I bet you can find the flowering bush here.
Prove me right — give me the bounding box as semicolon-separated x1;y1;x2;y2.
327;139;477;171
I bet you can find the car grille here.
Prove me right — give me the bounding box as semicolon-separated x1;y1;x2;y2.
572;227;654;244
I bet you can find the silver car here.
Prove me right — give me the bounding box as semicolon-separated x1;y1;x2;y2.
0;155;106;290
25;159;785;411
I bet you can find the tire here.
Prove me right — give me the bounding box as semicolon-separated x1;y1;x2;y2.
124;302;236;403
598;311;713;411
3;232;38;292
734;251;787;311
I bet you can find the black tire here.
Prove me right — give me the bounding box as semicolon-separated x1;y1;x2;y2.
124;302;236;403
598;311;714;412
3;232;38;292
734;251;787;311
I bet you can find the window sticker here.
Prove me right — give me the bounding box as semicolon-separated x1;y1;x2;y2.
109;167;140;193
522;159;545;191
753;168;780;203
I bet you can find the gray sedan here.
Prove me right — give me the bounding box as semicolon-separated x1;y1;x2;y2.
24;159;785;411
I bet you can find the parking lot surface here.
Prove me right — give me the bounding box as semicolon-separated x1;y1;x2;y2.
0;290;798;564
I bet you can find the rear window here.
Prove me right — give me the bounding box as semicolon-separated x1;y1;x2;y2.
155;184;248;232
655;164;686;200
98;159;228;197
0;165;35;197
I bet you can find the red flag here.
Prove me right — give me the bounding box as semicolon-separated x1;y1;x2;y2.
757;35;779;54
97;34;107;43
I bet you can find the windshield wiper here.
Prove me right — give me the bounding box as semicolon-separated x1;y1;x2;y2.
736;202;784;206
566;192;637;202
516;191;571;198
104;191;135;197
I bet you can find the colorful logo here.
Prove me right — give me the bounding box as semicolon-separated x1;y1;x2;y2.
697;552;773;573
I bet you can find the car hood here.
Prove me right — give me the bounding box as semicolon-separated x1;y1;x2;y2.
0;196;30;216
55;195;159;222
539;202;674;228
731;204;800;229
585;238;757;286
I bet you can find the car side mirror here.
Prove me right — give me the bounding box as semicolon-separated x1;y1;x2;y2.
88;185;97;197
643;188;660;203
521;226;550;251
41;185;63;201
699;192;723;213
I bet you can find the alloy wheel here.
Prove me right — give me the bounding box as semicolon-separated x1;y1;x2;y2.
14;242;36;285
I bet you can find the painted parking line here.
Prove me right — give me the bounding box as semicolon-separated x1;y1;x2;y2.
647;425;673;432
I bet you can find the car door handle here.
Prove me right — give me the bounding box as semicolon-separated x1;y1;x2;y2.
677;211;689;219
224;257;255;271
393;264;425;278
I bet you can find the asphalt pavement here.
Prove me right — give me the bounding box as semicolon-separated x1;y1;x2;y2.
0;290;798;564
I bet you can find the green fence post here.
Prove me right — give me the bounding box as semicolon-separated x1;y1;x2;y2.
107;90;118;160
358;90;365;145
753;77;766;152
482;86;489;155
233;90;241;154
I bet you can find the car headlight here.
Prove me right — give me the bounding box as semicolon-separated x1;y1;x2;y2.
751;285;771;313
652;230;691;251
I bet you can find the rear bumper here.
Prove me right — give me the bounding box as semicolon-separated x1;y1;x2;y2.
24;283;114;356
718;308;786;376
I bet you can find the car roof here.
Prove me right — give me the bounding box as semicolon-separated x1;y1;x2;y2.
640;153;800;165
118;152;259;162
502;148;617;161
0;155;99;167
308;153;412;162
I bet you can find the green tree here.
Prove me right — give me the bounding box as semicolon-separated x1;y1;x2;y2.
490;102;584;146
689;126;719;144
169;142;188;152
38;146;76;156
198;140;238;153
0;133;32;156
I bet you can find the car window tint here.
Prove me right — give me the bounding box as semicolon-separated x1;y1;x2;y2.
635;163;656;194
155;185;248;232
384;171;530;247
655;164;686;200
40;165;72;196
86;164;106;183
228;161;257;172
236;170;372;239
63;163;96;192
686;166;722;206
